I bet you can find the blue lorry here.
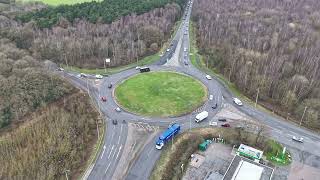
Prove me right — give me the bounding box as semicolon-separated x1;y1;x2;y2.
156;123;181;150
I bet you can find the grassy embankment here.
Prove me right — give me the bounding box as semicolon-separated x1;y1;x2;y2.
0;91;103;179
151;128;291;180
115;71;207;117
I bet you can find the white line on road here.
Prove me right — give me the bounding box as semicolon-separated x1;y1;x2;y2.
117;124;123;145
107;145;114;159
115;145;123;160
104;161;112;174
100;145;106;159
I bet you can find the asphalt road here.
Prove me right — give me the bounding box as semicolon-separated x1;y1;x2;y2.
59;1;320;179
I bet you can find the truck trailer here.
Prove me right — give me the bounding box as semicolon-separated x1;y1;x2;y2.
195;111;208;123
156;124;181;150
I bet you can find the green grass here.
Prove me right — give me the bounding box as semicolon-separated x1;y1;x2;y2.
19;0;102;6
265;140;291;166
115;71;207;117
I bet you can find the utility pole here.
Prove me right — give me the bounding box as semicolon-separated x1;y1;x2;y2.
299;106;308;126
255;88;259;108
64;170;70;180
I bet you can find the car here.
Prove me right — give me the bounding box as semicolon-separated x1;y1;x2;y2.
212;103;218;109
206;75;212;80
102;73;109;77
101;96;107;102
166;48;170;52
209;95;213;100
184;47;187;52
292;136;304;143
108;83;113;89
115;107;121;112
209;121;217;126
80;73;87;78
135;66;141;70
95;74;103;79
218;118;227;122
57;67;64;71
233;97;243;106
184;61;188;65
112;119;118;125
221;123;230;127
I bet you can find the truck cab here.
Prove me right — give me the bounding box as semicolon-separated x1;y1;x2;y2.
156;140;164;150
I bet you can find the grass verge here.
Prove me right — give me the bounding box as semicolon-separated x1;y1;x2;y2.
19;0;102;6
265;140;292;166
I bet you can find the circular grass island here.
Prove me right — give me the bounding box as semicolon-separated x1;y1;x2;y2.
114;71;207;117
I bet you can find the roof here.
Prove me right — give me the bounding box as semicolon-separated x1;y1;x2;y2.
231;160;263;180
237;144;263;159
159;124;180;140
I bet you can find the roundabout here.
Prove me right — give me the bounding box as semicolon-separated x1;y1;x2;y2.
114;71;207;117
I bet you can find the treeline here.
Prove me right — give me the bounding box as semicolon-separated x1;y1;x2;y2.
16;0;186;28
192;0;320;129
0;38;74;128
0;91;100;179
1;4;181;68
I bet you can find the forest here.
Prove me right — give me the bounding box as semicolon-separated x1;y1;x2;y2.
192;0;320;129
16;0;187;28
1;2;182;68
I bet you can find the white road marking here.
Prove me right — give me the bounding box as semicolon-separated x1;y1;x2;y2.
104;161;112;174
115;145;123;160
100;145;106;159
107;145;114;159
117;125;123;145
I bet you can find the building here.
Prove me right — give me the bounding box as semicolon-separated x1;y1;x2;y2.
237;144;263;163
223;155;274;180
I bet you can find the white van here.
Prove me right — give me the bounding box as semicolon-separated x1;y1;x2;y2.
195;111;208;123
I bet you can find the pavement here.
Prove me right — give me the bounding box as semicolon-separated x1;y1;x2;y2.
56;0;320;179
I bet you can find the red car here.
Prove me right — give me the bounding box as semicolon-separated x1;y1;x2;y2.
221;123;230;127
101;96;107;102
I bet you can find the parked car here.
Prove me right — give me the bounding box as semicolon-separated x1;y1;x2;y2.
57;67;64;71
218;118;227;122
206;75;212;80
221;123;230;127
101;96;107;102
233;97;243;106
212;103;218;109
95;74;103;79
112;119;118;125
115;107;121;112
209;121;218;126
292;136;304;143
108;83;113;89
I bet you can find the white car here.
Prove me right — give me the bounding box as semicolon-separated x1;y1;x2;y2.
292;136;304;143
233;98;243;106
206;75;212;80
78;73;87;78
135;66;141;70
115;107;121;112
209;95;213;100
95;74;103;79
209;121;217;126
184;47;187;52
166;48;170;52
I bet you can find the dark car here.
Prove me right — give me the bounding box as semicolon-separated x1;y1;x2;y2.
108;83;113;89
184;61;188;65
102;74;109;77
218;118;227;122
221;123;230;127
212;103;218;109
140;67;150;73
101;96;107;102
112;119;118;125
